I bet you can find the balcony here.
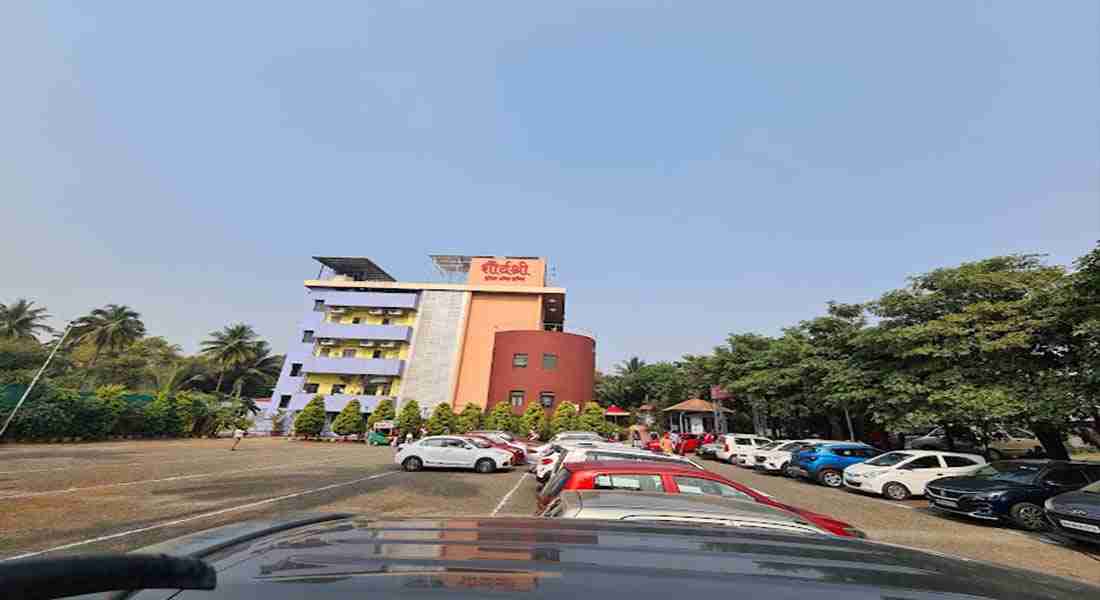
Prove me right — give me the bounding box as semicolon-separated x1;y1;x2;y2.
309;290;418;310
301;356;403;377
287;393;392;413
313;322;411;342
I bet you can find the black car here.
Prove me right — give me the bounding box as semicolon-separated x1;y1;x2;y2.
1045;477;1100;544
3;514;1099;600
926;459;1100;530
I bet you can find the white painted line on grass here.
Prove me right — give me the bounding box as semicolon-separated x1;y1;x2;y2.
491;472;529;516
2;470;399;561
0;457;347;499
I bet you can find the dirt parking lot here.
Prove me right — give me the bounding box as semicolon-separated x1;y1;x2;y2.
2;439;1099;586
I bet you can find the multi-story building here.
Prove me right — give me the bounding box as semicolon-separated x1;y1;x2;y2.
270;255;593;430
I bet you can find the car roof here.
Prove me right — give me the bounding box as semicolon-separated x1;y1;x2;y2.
565;490;793;519
817;442;874;449
887;449;982;457
565;460;713;475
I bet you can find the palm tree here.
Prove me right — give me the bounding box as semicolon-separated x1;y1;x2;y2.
72;304;146;368
616;356;647;376
228;342;282;411
0;298;53;340
200;323;260;393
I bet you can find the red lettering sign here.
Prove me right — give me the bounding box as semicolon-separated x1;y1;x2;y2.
480;260;530;281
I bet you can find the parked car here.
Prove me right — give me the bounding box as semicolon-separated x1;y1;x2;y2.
696;442;723;459
395;435;513;473
716;434;772;464
738;440;785;467
15;514;1098;600
542;490;834;536
537;460;860;537
469;430;528;462
557;445;704;472
907;426;1043;460
676;433;704;455
1045;477;1100;545
463;434;525;466
753;440;819;474
790;442;881;487
529;431;604;459
843;450;986;500
926;460;1100;530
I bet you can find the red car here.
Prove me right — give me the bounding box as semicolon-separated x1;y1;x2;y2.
536;460;860;537
462;435;525;465
643;434;702;456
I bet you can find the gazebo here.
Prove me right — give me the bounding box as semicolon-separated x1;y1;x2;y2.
604;404;630;424
662;398;733;434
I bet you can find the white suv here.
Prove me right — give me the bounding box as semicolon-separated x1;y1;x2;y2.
843;450;986;500
395;436;513;473
717;434;772;465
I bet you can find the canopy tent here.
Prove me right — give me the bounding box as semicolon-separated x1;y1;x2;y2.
662;398;732;434
604;404;629;416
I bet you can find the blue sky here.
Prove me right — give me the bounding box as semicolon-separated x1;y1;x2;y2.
3;2;1098;370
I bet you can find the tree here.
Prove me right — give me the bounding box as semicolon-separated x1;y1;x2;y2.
228;341;282;403
397;399;423;435
578;401;606;432
426;403;456;435
519;403;549;439
294;395;327;438
200;323;260;393
550;402;579;435
616;357;646;376
71;304;146;371
367;397;395;428
145;391;183;437
484;402;519;433
0;299;53;341
454;403;483;433
331;400;366;438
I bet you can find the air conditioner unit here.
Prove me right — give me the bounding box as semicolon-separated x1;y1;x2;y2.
385;309;404;316
319;339;336;346
367;309;384;315
379;341;397;348
359;340;376;347
329;307;346;314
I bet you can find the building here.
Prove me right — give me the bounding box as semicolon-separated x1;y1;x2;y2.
269;255;594;430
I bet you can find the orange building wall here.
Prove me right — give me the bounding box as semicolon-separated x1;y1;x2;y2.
451;292;542;411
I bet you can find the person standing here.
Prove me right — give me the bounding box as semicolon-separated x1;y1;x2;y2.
231;427;246;451
659;432;674;455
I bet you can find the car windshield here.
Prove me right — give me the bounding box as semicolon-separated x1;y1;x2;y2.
758;442;780;451
466;438;493;449
1007;428;1034;438
970;463;1042;484
864;452;913;467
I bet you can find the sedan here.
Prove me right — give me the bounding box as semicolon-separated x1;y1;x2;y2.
395;435;514;473
1045;478;1100;545
844;450;986;500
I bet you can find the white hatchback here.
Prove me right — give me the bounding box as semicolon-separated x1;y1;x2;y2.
843;450;986;500
395;436;514;474
716;434;772;465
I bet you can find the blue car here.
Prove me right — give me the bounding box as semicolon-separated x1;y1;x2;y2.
926;460;1100;531
791;442;881;487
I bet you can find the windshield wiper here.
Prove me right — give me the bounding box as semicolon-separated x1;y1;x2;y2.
0;554;216;600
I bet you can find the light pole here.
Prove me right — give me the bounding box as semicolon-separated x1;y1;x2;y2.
0;321;74;440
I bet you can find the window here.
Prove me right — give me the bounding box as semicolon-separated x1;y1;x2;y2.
673;476;751;500
944;456;978;468
302;330;314;343
278;395;291;409
593;474;664;492
381;318;391;325
510;391;525;408
734;437;753;445
420;438;445;447
753;439;772;446
331;384;346;394
352;317;361;324
372;350;382;359
303;383;319;394
1008;428;1034;439
289;363;302;377
542;353;557;369
513;353;528;368
319;348;331;357
905;456;942;469
540;392;555;408
313;299;325;311
1043;469;1089;487
365;383;390;396
342;349;356;358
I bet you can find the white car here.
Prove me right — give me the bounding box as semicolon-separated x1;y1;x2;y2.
843;450;986;500
560;445;705;471
738;440;786;467
395;435;514;473
535;440;623;482
716;434;773;465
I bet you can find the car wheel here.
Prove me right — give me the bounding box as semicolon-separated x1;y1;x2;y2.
818;469;843;488
1010;502;1047;531
475;458;496;474
987;449;1003;461
781;463;796;477
883;482;910;501
402;457;422;472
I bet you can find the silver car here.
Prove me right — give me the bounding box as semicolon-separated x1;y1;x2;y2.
540;490;831;536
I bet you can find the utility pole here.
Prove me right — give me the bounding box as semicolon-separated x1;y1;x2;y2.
0;322;74;440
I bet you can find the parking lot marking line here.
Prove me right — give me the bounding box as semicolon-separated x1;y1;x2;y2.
2;470;399;561
0;455;249;475
0;456;349;499
491;472;529;516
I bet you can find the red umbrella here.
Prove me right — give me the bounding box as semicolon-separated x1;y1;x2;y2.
604;405;629;416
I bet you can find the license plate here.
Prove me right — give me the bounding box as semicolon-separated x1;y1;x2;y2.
934;499;958;508
1060;519;1100;534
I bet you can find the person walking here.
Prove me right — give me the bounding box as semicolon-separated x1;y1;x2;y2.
230;427;246;451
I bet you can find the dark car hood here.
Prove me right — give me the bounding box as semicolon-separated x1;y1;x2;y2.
135;516;1099;600
1048;490;1100;518
927;476;1026;493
